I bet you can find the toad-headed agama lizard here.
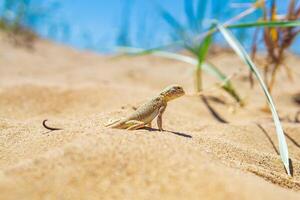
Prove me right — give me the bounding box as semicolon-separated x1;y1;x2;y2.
42;85;185;132
105;85;185;131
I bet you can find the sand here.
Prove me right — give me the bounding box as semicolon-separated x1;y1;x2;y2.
1;33;300;199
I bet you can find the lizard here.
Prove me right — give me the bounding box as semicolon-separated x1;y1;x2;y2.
42;74;236;132
105;85;185;131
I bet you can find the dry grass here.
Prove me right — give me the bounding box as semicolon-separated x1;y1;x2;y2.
0;19;37;49
251;0;300;92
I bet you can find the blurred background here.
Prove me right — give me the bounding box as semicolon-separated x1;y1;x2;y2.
0;0;299;53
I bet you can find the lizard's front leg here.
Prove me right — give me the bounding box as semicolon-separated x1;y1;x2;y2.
157;105;166;131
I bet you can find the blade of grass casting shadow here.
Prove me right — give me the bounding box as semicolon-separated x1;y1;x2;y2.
217;24;291;176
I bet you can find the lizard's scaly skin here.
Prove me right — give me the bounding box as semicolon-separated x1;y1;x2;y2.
106;85;185;131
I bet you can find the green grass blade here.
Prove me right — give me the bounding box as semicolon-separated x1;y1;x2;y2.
117;46;241;103
115;42;181;56
117;46;197;65
194;26;213;92
114;20;300;57
228;20;300;29
130;11;297;59
217;24;291;176
198;27;213;64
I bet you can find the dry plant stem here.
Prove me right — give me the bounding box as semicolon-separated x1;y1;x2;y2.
297;7;300;18
195;66;203;92
262;0;300;93
267;45;285;93
263;63;269;86
288;0;296;19
250;27;260;88
268;62;280;92
42;120;62;131
283;63;294;82
295;111;300;123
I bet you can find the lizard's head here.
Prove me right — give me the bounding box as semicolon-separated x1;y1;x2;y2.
160;85;185;101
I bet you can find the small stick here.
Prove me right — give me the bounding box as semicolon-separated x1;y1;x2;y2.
42;120;62;131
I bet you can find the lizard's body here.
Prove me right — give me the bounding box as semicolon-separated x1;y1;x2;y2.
106;85;185;131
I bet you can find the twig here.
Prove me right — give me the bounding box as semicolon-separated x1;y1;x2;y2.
42;120;62;131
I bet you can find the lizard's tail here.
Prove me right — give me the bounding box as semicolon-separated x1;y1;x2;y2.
105;119;121;127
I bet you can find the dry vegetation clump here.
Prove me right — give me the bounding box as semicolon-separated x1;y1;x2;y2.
251;0;300;92
0;19;37;49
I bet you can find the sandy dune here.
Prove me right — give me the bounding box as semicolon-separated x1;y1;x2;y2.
1;34;300;199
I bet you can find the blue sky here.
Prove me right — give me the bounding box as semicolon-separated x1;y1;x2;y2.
49;0;186;51
1;0;299;53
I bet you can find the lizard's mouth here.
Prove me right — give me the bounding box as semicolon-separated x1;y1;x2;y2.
178;89;185;96
174;90;185;98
